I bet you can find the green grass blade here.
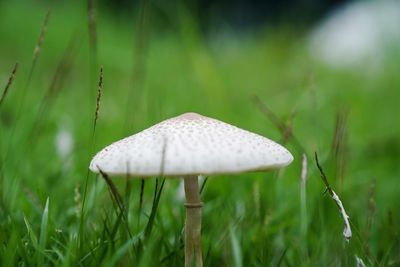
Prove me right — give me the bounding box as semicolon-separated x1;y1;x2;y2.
229;224;243;267
106;234;141;266
38;197;49;266
144;178;165;239
23;215;39;249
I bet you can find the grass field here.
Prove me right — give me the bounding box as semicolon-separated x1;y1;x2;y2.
1;1;399;266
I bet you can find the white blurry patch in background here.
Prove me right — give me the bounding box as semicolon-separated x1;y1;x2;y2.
309;0;400;69
55;127;74;170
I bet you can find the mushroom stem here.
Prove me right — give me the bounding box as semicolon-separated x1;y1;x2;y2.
184;175;203;267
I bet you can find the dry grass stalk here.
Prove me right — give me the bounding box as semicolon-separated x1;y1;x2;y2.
124;0;150;132
364;178;376;255
133;0;150;81
98;167;133;239
387;209;397;240
1;10;52;185
33;10;51;65
0;63;18;108
87;0;98;92
21;10;51;107
252;95;304;153
98;167;124;211
79;66;105;246
31;35;78;137
315;152;352;242
46;37;77;97
307;73;318;145
93;66;103;134
330;109;349;190
87;0;98;64
331;110;348;157
308;73;317;113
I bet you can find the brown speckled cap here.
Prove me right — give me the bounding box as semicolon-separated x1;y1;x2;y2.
89;112;293;177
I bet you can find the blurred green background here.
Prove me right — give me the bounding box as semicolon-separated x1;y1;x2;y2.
0;0;399;266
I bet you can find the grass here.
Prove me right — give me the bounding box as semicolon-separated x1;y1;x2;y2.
1;1;400;266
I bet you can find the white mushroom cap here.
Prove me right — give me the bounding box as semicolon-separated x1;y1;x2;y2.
89;112;293;177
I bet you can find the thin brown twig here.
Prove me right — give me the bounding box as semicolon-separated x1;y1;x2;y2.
0;63;18;108
315;152;352;241
314;152;332;193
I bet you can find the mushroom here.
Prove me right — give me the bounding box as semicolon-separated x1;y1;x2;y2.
89;112;293;267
